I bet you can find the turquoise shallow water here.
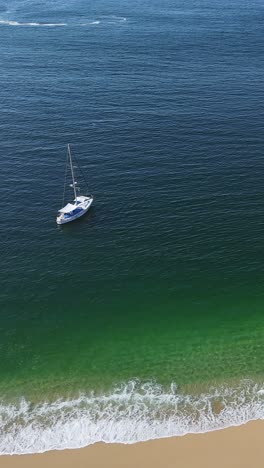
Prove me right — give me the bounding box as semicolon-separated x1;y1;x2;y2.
1;0;264;454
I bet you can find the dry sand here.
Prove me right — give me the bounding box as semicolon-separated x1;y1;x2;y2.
1;420;264;468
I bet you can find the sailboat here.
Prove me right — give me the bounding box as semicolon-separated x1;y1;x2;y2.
56;144;93;225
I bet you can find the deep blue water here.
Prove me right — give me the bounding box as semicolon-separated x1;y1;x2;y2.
1;0;263;296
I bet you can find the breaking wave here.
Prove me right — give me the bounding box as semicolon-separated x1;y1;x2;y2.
81;20;101;26
0;16;127;28
1;379;264;455
0;19;66;27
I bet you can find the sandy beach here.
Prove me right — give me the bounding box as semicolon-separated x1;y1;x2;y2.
1;420;264;468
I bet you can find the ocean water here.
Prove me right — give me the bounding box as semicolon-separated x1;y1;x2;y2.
1;0;264;454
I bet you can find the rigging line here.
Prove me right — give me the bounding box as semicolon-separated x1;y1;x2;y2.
71;149;90;194
62;148;69;208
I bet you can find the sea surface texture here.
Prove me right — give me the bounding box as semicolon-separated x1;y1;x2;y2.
1;0;264;454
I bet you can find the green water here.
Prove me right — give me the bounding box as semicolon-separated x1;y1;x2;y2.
2;276;264;400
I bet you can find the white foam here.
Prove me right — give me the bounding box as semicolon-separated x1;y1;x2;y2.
0;19;66;27
104;16;127;24
0;379;264;455
81;21;101;26
81;16;127;26
113;16;127;22
0;16;127;28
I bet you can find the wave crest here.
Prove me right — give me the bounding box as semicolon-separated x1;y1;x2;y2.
1;379;264;455
0;19;66;27
0;16;127;28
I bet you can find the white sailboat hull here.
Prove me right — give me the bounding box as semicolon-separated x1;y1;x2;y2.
56;145;93;225
56;197;93;225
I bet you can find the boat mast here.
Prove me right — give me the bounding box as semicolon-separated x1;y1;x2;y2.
68;144;77;200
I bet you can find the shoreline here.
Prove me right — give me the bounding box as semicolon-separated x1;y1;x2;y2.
2;378;263;455
2;420;264;468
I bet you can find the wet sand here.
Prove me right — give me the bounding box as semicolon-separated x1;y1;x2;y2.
2;421;264;468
